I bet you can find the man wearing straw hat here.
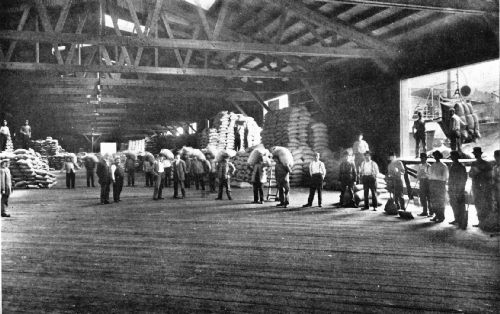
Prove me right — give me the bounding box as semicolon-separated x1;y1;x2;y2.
1;158;12;217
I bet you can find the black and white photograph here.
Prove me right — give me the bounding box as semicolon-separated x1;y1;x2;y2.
1;0;499;312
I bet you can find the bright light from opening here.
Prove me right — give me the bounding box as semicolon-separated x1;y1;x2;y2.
182;0;216;10
176;127;184;135
263;94;289;118
104;15;146;34
189;122;197;134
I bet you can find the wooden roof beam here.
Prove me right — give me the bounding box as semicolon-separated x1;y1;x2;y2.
312;0;498;16
267;0;398;58
0;31;381;59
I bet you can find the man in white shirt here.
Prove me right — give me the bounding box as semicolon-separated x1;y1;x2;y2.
353;133;369;170
429;150;449;222
303;153;326;208
0;120;11;152
359;151;379;211
449;108;465;152
153;155;165;200
1;159;12;217
416;153;431;216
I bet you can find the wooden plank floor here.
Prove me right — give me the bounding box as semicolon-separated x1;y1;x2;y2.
2;172;500;313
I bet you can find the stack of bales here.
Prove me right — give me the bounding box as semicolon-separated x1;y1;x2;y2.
262;106;316;186
308;121;340;189
241;117;262;148
47;152;77;170
353;173;389;207
201;111;262;151
145;135;159;154
0;149;57;189
3;135;14;152
233;149;252;183
199;128;219;148
32;137;64;156
211;111;236;150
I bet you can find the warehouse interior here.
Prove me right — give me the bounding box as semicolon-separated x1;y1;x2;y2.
1;0;499;312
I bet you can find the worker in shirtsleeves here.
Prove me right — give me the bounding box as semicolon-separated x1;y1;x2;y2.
412;112;427;158
251;154;269;204
449;108;466;152
273;155;292;208
416;153;432;217
152;154;165;200
428;150;449;223
352;133;369;173
303;152;326;208
1;159;12;217
448;150;468;229
215;154;236;200
19;120;32;149
387;151;405;210
61;156;79;189
359;151;379;211
0;120;11;152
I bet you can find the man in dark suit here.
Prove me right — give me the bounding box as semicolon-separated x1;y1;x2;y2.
172;153;187;199
96;156;111;204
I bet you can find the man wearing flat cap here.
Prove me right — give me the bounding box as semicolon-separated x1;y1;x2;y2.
469;147;493;227
1;159;12;217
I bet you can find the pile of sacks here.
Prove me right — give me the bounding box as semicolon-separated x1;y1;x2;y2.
2;135;14;152
353;173;389;207
212;111;236;150
199;128;219;148
201;111;262;151
47;153;77;170
233;149;252;182
0;149;57;189
308;121;340;189
262;106;317;186
32;137;65;156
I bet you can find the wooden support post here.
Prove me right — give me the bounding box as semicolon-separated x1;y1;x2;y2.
35;16;39;63
183;25;200;68
65;10;88;65
6;6;31;62
34;0;64;64
161;14;183;67
230;101;248;116
249;91;272;112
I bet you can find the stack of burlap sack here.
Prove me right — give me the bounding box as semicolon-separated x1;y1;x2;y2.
47;152;77;170
201;111;262;151
199;128;219;148
353;173;389;207
211;111;236;151
262;106;319;187
0;148;57;189
308;121;341;189
32;137;64;156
